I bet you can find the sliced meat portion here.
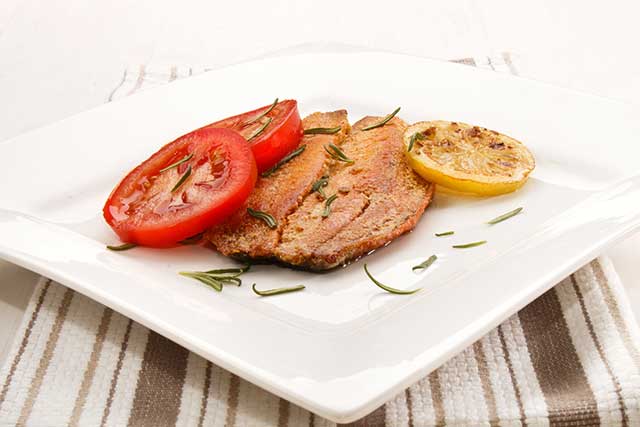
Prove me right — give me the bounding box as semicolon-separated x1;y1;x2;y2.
206;110;350;259
276;116;435;270
208;112;434;270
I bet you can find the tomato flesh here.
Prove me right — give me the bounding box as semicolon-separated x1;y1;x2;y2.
204;99;303;173
103;128;257;247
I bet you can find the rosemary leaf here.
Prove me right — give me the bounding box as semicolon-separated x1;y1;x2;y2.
159;153;193;173
252;283;305;297
412;254;437;272
106;242;137;251
435;231;454;237
179;272;223;291
261;145;306;177
247;207;277;229
322;194;338;218
244;98;278;126
364;264;421;295
247;117;273;141
204;265;251;275
362;107;401;131
407;132;425;152
171;165;191;192
303;126;341;135
220;276;242;286
452;240;487;249
311;175;329;199
324;144;354;163
179;265;251;292
487;207;523;225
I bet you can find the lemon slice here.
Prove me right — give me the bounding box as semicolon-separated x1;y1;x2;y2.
404;121;535;196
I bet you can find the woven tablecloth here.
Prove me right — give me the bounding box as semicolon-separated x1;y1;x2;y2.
1;54;639;427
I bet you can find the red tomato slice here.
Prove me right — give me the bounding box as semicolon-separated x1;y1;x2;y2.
204;99;303;173
103;128;257;247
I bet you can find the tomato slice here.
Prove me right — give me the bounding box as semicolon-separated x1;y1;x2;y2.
103;128;257;247
204;99;303;173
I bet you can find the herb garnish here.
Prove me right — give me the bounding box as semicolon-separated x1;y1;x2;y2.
247;117;273;141
252;283;305;297
303;127;341;135
435;231;454;237
364;264;421;295
244;98;278;126
261;145;306;177
452;240;487;249
322;194;338;218
324;144;354;163
106;242;137;251
487;207;523;225
179;265;250;292
171;165;192;192
312;175;329;198
362;107;401;131
179;232;203;245
199;265;250;276
247;207;277;229
159;153;193;173
407;132;425;152
412;255;437;272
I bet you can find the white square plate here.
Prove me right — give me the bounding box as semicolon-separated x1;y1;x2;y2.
2;52;640;423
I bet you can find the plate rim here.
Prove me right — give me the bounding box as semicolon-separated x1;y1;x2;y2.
2;51;640;423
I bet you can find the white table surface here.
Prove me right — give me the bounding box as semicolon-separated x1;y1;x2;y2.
2;0;640;367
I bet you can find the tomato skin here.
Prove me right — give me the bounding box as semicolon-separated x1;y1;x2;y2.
204;100;303;173
103;128;257;247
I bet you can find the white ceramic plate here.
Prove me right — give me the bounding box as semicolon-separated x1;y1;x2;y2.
2;52;640;423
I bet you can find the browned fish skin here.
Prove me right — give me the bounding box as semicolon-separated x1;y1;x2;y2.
276;116;435;270
206;110;350;259
207;113;434;270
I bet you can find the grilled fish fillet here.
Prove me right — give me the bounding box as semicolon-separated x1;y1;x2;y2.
207;112;435;270
206;110;350;259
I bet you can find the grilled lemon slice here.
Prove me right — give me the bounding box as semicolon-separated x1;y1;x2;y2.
404;121;535;196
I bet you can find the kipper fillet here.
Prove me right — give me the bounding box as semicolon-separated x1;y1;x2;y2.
207;112;434;270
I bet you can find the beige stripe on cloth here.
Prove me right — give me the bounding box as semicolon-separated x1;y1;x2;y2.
0;280;51;410
1;55;640;426
68;306;113;426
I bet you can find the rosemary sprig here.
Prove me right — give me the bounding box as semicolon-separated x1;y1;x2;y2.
261;145;306;177
407;132;425;152
303;126;341;135
247;207;277;229
364;264;421;295
179;272;223;291
311;175;329;198
159;153;193;173
452;240;487;249
247;117;273;141
106;242;137;251
324;144;354;163
412;255;437;272
171;165;192;192
244;98;278;126
487;207;523;225
179;272;237;291
322;194;338;218
362;107;401;131
203;265;251;275
435;231;454;237
252;283;305;297
179;232;204;245
179;265;250;292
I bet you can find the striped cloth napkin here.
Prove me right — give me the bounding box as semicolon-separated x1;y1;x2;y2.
1;55;640;427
